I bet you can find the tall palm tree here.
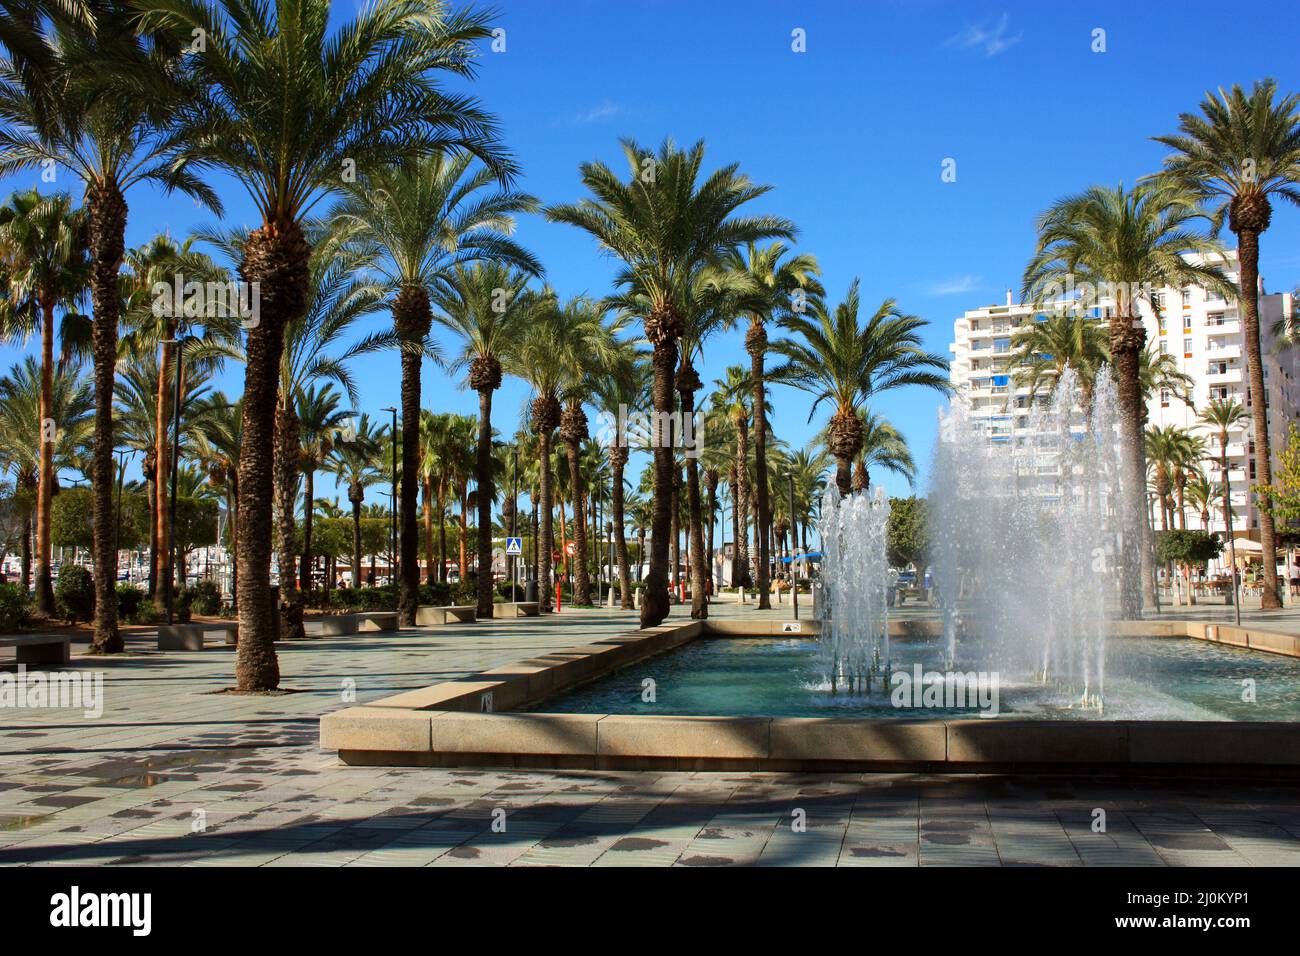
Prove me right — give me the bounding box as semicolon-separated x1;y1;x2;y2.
1185;473;1223;531
189;392;243;607
135;0;515;690
119;234;232;612
1022;181;1234;613
771;279;949;497
0;190;89;613
0;2;219;650
547;138;793;627
332;151;540;622
712;366;754;589
295;383;349;595
207;222;384;635
591;345;649;610
0;356;93;591
1199;397;1250;589
719;242;821;609
433;263;541;617
1152;79;1300;609
325;413;386;590
1006;311;1108;413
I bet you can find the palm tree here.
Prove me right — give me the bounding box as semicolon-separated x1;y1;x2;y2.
1152;80;1300;609
546;138;793;628
1137;345;1195;414
0;357;93;591
189;393;243;607
712;366;754;589
434;264;542;617
1199;397;1250;594
1006;311;1108;413
0;3;219;651
849;410;914;493
295;384;349;596
135;0;515;690
719;242;821;609
1185;473;1223;530
772;279;949;497
786;446;831;553
591;346;649;610
0;190;89;614
1022;181;1235;612
118;234;233;612
332;151;540;623
326;413;386;590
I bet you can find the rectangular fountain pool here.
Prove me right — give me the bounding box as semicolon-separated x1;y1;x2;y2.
526;634;1300;721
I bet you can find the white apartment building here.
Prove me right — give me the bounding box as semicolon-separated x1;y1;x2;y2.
947;251;1300;539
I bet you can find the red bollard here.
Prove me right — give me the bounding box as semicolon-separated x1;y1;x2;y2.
555;581;563;613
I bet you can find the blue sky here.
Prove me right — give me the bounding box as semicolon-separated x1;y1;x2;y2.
4;0;1300;504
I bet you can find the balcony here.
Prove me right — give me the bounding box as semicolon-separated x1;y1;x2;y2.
1205;368;1243;384
1205;343;1242;360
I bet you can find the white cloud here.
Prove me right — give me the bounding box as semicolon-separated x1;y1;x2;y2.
564;100;623;125
928;274;980;296
943;13;1022;58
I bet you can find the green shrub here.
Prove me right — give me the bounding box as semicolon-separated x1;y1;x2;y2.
131;602;161;625
419;581;453;606
115;584;143;620
355;586;396;610
55;565;95;623
451;580;476;605
174;587;193;623
189;580;222;616
0;582;31;631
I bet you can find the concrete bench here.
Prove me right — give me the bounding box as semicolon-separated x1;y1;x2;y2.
416;605;477;625
0;633;71;665
303;614;359;637
157;623;238;651
496;601;540;617
357;612;399;632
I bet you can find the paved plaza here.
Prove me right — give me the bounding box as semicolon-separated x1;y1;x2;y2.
1;603;1299;867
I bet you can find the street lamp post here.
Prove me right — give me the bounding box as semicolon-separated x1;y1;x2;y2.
382;406;397;585
160;336;187;625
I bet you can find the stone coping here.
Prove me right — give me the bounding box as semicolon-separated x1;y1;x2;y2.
319;615;1300;773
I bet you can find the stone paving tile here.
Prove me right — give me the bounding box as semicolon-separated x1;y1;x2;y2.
2;607;1300;866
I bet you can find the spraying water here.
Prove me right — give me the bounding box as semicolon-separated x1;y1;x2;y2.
928;369;1126;710
817;486;892;694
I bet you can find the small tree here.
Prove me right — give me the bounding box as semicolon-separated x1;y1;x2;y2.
887;496;930;577
1255;421;1300;527
1155;529;1223;605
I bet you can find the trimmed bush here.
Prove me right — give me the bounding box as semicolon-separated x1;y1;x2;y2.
0;582;31;631
115;584;143;621
189;580;222;616
55;565;95;623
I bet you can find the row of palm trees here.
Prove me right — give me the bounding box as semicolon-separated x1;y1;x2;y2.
1012;78;1300;611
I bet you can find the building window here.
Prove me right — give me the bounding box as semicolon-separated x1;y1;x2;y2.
1160;340;1168;355
1183;337;1193;356
1182;289;1192;307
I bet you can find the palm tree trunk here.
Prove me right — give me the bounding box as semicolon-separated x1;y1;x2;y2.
153;325;174;613
475;387;495;618
87;181;126;652
680;373;708;619
393;286;432;623
611;447;633;610
34;298;56;615
423;477;435;587
641;338;676;627
20;512;31;591
458;486;468;581
274;400;305;640
1237;228;1280;608
733;419;752;588
234;220;310;691
437;478;448;584
299;467;314;595
748;319;772;608
1111;315;1151;613
349;490;363;588
563;423;590;606
229;487;239;611
538;430;554;611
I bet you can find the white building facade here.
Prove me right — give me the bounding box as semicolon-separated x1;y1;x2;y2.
947;251;1300;540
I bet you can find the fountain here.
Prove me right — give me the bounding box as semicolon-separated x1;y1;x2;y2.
928;368;1126;711
817;486;891;694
